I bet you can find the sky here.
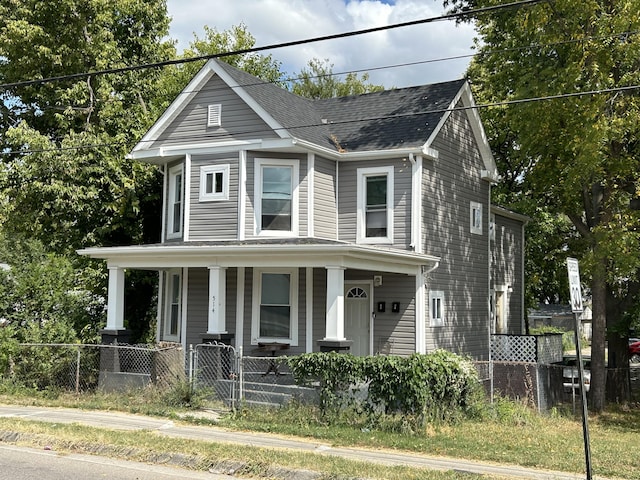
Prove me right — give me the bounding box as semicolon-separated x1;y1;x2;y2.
165;0;477;89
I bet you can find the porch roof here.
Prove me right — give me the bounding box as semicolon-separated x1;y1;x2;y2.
78;239;440;275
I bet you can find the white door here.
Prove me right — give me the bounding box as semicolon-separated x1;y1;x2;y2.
344;283;372;356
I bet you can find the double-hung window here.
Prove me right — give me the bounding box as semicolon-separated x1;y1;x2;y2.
357;166;394;243
255;158;298;235
252;268;298;345
199;164;229;201
164;270;182;341
167;164;184;239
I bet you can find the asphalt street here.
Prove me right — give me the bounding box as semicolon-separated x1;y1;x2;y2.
0;444;241;480
0;405;597;480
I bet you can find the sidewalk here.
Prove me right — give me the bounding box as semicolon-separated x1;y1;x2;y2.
0;405;596;480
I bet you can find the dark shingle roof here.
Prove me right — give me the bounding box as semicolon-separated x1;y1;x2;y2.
215;60;466;153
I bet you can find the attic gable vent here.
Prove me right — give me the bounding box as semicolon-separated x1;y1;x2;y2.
207;104;222;127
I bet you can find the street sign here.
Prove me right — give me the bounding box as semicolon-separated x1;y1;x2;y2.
567;257;583;313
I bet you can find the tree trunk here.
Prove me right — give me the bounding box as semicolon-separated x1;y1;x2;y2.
589;260;608;412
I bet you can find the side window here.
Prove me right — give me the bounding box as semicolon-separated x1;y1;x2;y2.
252;268;299;345
167;164;184;239
357;166;394;244
470;201;483;235
164;270;182;342
199;164;229;202
255;159;299;235
429;290;445;327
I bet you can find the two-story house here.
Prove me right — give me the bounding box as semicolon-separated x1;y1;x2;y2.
79;59;527;360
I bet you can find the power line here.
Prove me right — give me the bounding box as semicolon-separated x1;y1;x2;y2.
3;81;638;157
14;26;640;119
0;0;543;91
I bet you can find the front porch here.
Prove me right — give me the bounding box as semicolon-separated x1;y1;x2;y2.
78;240;440;357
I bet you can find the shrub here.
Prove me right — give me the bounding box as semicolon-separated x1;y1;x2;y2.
288;350;482;426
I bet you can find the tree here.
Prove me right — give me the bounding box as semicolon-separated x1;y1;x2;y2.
291;58;384;99
0;0;174;341
446;0;640;410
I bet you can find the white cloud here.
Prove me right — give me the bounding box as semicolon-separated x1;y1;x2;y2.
166;0;476;88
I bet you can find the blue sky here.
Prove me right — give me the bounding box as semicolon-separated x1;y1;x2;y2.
166;0;476;88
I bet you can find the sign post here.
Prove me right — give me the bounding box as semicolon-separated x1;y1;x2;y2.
566;257;592;480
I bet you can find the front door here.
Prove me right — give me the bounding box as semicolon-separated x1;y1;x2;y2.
344;283;372;356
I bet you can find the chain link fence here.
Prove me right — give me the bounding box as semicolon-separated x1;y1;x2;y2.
2;343;184;393
189;343;317;409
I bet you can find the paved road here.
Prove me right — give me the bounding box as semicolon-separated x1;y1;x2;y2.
0;405;594;480
0;444;242;480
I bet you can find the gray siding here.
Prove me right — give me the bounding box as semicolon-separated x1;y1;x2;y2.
491;214;524;334
422;105;491;360
184;267;238;347
313;157;338;239
185;268;208;348
189;154;239;240
337;157;412;247
345;270;416;356
152;74;278;148
312;268;328;352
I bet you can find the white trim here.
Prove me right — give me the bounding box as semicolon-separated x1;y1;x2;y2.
356;165;394;244
324;266;346;341
307;153;315;237
166;163;184;240
79;243;440;276
199;164;230;202
254;158;299;237
410;154;423;253
160;165;167;241
305;267;313;353
251;267;299;346
238;150;247;240
106;266;125;330
428;290;445;327
156;270;164;342
184;154;191;241
181;268;189;349
207;266;227;334
207;104;222;127
415;270;426;353
235;267;245;348
163;268;182;342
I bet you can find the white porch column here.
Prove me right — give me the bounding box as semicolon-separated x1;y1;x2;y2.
324;266;346;340
106;266;125;331
207;266;227;334
415;268;426;354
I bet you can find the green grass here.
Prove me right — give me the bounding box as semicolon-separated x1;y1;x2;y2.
1;383;639;479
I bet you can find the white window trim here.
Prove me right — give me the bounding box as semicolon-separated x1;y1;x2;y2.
356;165;394;244
207;104;222;127
167;164;184;239
199;164;230;202
163;269;182;342
489;213;496;242
470;201;483;235
254;158;299;237
429;290;445;327
251;267;299;346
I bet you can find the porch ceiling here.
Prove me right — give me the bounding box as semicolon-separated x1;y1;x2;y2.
78;240;440;275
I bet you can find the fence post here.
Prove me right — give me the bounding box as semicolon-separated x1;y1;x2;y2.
188;344;194;391
237;346;243;408
75;346;81;394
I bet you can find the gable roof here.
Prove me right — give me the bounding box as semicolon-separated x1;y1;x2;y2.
130;59;496;174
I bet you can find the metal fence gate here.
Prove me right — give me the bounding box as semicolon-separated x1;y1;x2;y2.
191;342;241;409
